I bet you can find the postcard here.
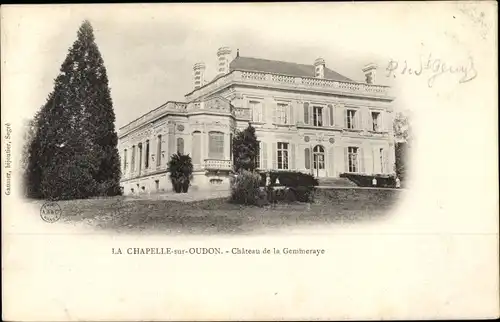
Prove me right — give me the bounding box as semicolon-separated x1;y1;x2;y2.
1;2;498;320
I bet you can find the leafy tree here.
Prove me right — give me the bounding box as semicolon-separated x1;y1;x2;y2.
232;125;260;172
24;20;121;200
393;111;412;144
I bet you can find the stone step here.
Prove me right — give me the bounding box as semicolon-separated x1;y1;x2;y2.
317;177;358;187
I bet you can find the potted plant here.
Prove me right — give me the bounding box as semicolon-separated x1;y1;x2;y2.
167;152;193;193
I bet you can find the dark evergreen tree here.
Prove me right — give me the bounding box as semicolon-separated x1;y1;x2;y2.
24;20;121;200
232;125;260;172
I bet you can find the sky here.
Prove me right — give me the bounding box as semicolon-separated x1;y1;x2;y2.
2;3;496;131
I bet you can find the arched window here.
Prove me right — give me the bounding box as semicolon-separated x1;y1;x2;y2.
313;145;324;153
177;137;184;154
208;131;224;159
156;135;162;167
192;131;201;164
313;145;325;170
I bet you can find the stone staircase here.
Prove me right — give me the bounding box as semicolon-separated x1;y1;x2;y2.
317;177;358;187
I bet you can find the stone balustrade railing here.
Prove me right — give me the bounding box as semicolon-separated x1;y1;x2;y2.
185;70;390;101
119;101;188;135
204;159;232;171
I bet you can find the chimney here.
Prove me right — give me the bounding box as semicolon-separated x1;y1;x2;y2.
362;63;377;84
314;58;325;78
216;46;232;76
193;62;206;89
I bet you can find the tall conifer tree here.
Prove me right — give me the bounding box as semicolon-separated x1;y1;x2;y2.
232;125;260;172
25;20;121;200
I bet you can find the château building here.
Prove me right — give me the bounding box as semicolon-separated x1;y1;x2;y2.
118;47;396;194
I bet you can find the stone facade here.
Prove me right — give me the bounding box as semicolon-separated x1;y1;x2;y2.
118;48;396;194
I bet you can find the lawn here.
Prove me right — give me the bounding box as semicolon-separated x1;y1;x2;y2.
56;188;403;234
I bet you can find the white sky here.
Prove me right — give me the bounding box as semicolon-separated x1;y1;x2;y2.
1;3;496;130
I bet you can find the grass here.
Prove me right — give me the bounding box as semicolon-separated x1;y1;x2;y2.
54;188;403;235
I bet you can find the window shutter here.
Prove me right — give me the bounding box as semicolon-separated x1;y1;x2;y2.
262;142;268;169
384;149;389;174
328;104;334;126
344;110;348;128
344;147;349;172
357;110;362;129
272;142;277;169
379;112;385;132
289;103;294;125
359;147;365;173
303;102;309;124
304;148;311;169
309;104;314;125
272;103;277;124
323;107;328;127
290;144;296;170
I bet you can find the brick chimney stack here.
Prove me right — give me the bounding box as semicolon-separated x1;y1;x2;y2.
216;47;232;76
362;63;377;84
193;62;206;89
314;58;325;78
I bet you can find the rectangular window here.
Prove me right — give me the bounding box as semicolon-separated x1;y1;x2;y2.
208;132;224;159
348;147;358;173
123;149;127;172
131;145;136;171
145;140;150;169
346;109;357;129
313;106;323;126
138;144;143;172
249;100;263;123
156;135;162;167
276;103;289;125
277;142;289;170
372;112;380;131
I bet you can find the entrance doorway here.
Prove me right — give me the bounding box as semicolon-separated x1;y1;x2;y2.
312;145;326;177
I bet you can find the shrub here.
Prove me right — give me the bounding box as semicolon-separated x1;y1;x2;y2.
230;169;262;205
340;173;397;188
168;152;193;193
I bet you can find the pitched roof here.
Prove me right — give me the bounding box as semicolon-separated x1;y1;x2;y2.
229;56;352;82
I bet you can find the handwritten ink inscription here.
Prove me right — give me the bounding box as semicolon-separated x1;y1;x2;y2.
385;54;477;88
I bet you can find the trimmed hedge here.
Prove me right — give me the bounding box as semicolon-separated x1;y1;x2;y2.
258;171;319;187
259;171;318;203
340;173;397;188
